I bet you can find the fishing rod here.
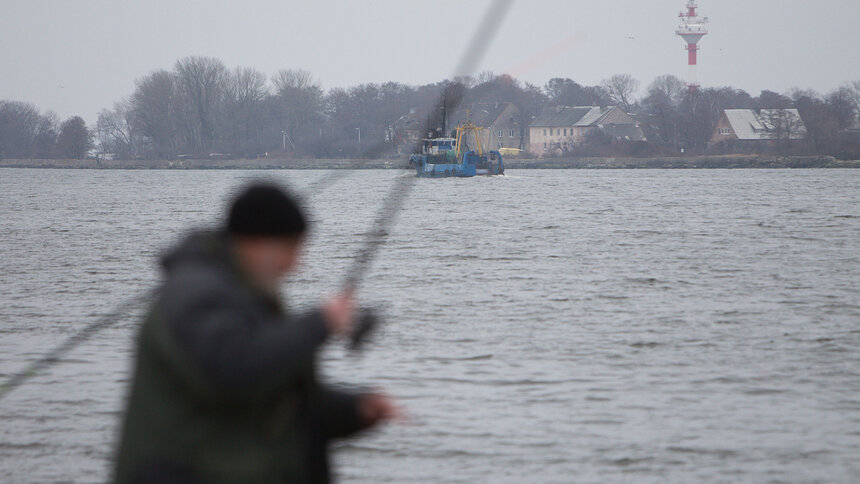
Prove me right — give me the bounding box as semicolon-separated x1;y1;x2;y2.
0;290;154;402
298;169;352;199
344;173;415;351
347;0;515;350
1;0;517;396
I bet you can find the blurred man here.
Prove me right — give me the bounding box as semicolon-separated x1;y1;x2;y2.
114;182;398;484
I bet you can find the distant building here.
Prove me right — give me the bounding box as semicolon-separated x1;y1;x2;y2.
710;109;807;145
528;106;645;156
448;102;524;152
392;102;525;156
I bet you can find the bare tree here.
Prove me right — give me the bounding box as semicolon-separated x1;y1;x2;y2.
677;87;723;152
851;81;860;113
97;99;139;158
0;101;61;159
272;69;317;92
475;71;497;85
32;111;59;158
56;116;92;159
271;69;324;154
601;74;639;111
451;75;476;89
0;101;41;158
825;86;858;130
760;109;806;145
756;90;793;109
174;56;229;152
849;81;860;130
131;70;178;158
792;88;857;153
646;75;687;107
791;89;834;152
225;67;269;155
230;68;268;108
642;75;686;148
544;78;609;107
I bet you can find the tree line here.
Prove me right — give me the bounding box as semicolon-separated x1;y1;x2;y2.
1;55;858;160
0;104;92;159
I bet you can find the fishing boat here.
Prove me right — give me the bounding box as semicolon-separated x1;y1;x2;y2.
409;120;504;178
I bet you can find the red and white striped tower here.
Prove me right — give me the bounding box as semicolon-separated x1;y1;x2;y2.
676;1;709;91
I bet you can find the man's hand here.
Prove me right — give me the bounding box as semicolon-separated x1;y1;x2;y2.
321;291;355;336
357;392;403;428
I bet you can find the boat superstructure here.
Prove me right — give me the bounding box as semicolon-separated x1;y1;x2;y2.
409;117;504;178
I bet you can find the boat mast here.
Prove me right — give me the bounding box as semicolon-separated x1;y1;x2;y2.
441;88;447;138
454;109;484;158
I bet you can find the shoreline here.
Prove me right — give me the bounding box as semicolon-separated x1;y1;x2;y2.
1;155;858;170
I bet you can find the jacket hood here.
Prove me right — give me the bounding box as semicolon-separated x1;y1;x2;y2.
160;230;285;312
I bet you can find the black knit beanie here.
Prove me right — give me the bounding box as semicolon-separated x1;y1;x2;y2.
227;183;308;237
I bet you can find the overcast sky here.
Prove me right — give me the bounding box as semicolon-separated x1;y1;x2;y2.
3;0;859;123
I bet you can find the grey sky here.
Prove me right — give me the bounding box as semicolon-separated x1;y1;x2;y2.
3;0;859;123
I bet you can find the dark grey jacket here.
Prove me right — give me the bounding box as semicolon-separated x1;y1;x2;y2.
114;231;367;484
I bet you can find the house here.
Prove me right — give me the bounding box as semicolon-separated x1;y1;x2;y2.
710;109;807;145
448;102;524;152
529;106;645;156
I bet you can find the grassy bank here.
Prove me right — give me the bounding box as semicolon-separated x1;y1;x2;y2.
504;155;860;169
2;155;858;169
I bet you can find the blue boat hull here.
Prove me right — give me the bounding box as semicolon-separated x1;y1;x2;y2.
410;150;504;178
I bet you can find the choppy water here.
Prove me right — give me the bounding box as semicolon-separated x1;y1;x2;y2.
1;168;859;483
